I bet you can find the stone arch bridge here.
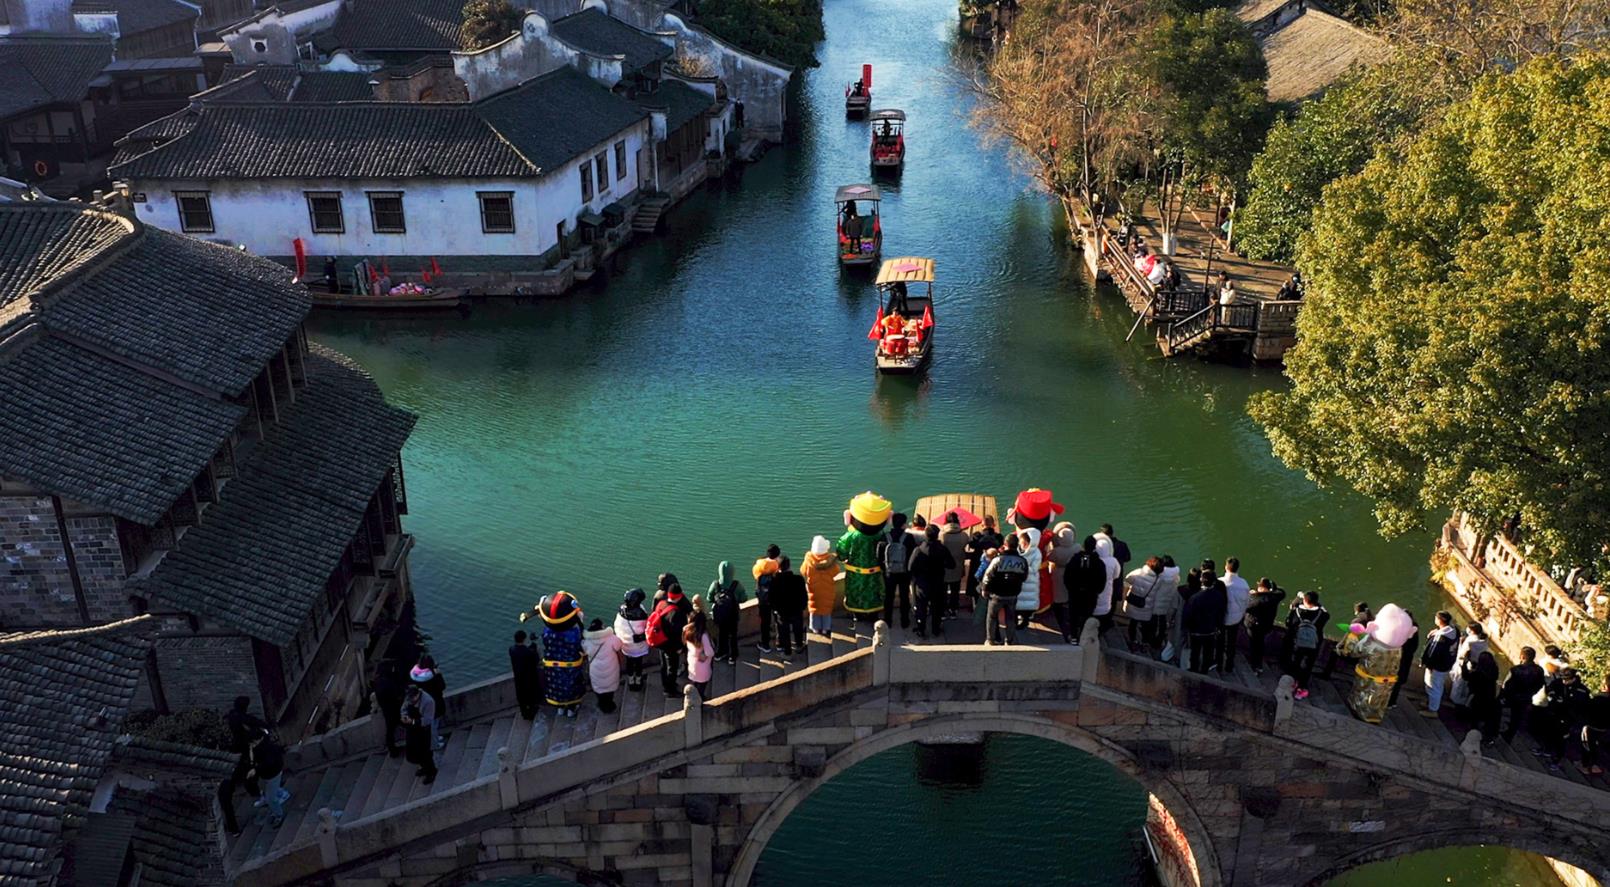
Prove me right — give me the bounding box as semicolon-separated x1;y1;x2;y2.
234;624;1610;887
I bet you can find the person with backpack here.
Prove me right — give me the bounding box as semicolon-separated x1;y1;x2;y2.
771;555;808;658
614;587;652;691
802;535;840;637
1242;578;1286;675
1064;536;1108;644
908;524;956;640
1182;565;1227;675
1420;610;1460;716
1122;556;1165;652
880;513;915;630
649;583;692;698
708;561;747;665
1285;591;1329;697
582;617;622;713
965;516;1005;611
979;532;1030;645
752;545;781;653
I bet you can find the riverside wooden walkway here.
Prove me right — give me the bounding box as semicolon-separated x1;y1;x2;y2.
225;605;1609;876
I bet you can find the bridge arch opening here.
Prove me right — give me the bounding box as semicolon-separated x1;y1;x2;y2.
731;712;1220;887
1304;831;1610;887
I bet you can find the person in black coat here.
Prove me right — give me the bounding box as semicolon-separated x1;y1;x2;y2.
1389;610;1420;706
1500;646;1547;741
1242;578;1286;674
770;556;808;658
1065;537;1109;644
509;631;542;719
907;524;956;640
224;695;267;796
372;662;405;757
1182;564;1227;674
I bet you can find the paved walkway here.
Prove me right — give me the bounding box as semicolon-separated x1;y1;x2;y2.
1119;203;1295;302
225;605;1607;869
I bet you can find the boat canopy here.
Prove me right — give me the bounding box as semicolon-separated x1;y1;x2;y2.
875;256;935;286
835;183;881;204
870;109;906;122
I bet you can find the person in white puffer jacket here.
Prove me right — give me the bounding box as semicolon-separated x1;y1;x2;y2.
1015;528;1043;629
583;618;622;713
613;587;651;692
1094;535;1120;631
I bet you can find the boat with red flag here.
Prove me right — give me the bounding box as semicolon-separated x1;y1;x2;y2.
845;63;872;117
870;109;906;169
868;256;936;373
836;184;882;266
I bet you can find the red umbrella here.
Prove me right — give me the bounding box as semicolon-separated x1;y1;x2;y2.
937;507;983;530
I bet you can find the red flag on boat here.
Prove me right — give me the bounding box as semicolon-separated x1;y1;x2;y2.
867;306;884;341
921;304;934;330
292;238;306;279
422;268;432;283
431;257;442;276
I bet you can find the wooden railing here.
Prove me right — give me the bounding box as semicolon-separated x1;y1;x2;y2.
1163;304;1216;352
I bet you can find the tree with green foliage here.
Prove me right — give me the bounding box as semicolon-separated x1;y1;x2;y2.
459;0;524;51
1140;8;1272;246
1235;65;1424;263
696;0;823;69
1249;55;1610;571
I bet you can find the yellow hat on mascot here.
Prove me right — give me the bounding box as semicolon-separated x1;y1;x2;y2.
848;491;892;526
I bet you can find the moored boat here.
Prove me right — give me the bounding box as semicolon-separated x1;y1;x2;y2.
869;256;936;373
310;285;463;310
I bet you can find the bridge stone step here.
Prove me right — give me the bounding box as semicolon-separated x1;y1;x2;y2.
523;707;556;762
277;760;352;854
414;725;474;804
376;741;425;813
338;750;389;822
476;717;515;781
434;722;489;798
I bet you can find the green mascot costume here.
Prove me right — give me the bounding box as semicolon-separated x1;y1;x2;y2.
836;491;892;618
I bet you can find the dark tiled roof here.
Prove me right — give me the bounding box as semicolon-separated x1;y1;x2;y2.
642;78;714;134
331;0;463;51
114;66;648;179
291;70;375;101
0;203;309;522
110;102;537;178
0;616;157;887
110;788;223;887
550;8;672;76
139;348;416;644
0;36;115;120
478;66;651;171
40;224;310;395
108;0;199;36
0;335;245;524
211;64;300;101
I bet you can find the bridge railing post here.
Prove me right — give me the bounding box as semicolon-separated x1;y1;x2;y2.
1079;618;1100;684
1273;675;1295;727
497;746;518;809
684;683;703;747
316;807;338;868
873;620;891;686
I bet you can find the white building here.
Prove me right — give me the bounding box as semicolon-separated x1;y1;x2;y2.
110;65;651;267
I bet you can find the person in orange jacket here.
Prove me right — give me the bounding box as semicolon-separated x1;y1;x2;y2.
802;535;840;637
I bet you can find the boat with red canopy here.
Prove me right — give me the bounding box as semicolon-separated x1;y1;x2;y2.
868;256;936;373
870;109;906;169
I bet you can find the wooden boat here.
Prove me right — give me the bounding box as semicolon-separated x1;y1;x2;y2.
845;63;872;117
310;286;463;310
912;493;999;530
836;184;882;266
871;256;935;373
870;109;906;169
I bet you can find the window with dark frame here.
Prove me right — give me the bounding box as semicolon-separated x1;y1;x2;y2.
579;163;593;202
614;140;627;180
367;191;406;233
305;191;344;233
175;191;213;233
477;192;515;233
595;152;609;193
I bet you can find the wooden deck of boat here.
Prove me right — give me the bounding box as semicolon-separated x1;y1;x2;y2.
912;493;998;526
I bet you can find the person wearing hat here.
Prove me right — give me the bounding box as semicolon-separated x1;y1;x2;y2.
652;583;692;698
1008;488;1064;616
409;654;447;750
802;535;841;636
836;491;893;618
536;592;586;718
614;588;652;691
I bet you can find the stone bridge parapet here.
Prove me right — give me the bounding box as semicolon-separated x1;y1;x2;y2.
235;624;1610;887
